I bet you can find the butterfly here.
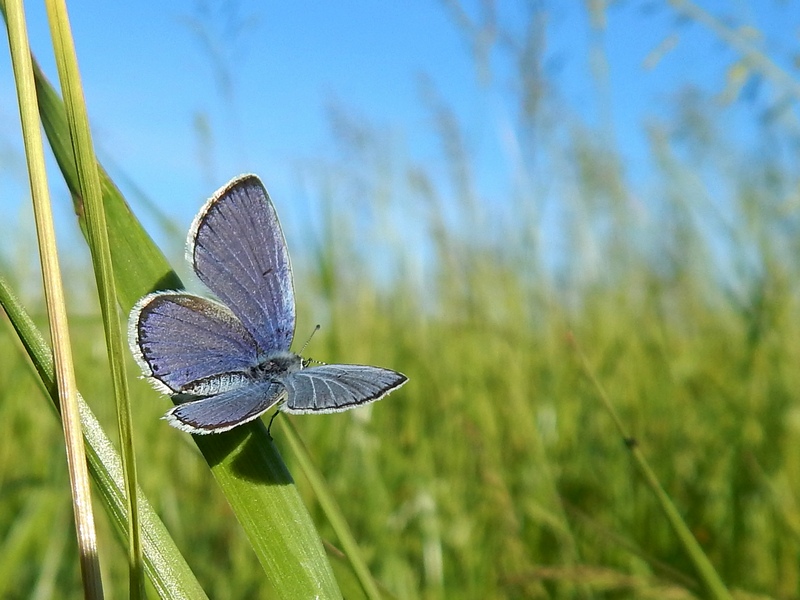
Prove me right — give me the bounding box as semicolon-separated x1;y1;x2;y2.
128;174;407;434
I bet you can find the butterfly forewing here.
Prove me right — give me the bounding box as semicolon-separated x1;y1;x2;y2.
281;364;407;414
189;175;296;356
130;292;259;393
165;380;287;434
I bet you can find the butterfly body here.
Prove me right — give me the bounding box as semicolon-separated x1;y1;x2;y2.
129;174;407;434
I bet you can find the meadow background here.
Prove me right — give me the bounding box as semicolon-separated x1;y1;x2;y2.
2;1;800;598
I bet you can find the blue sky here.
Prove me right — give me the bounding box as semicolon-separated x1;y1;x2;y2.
1;1;798;274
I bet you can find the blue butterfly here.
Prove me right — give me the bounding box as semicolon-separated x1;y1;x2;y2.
129;174;407;434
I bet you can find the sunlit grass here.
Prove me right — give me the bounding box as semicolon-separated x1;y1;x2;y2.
4;3;800;598
5;106;800;597
4;167;800;598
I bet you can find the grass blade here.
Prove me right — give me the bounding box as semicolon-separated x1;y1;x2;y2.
0;277;209;599
572;333;734;600
3;1;103;596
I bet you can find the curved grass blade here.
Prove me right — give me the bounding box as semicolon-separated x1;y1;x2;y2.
0;277;209;600
32;52;343;600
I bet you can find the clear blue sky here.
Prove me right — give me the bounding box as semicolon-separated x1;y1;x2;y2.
1;1;798;270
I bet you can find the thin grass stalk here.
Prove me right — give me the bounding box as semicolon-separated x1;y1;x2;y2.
41;0;143;595
570;333;734;600
2;0;103;596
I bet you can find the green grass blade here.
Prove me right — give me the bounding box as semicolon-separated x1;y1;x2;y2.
32;47;343;600
2;2;103;597
42;0;143;594
0;277;209;600
573;334;734;600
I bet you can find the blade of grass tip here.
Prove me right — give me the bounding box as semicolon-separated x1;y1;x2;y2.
279;416;384;600
568;331;734;600
31;41;344;599
3;1;103;597
42;0;143;595
0;277;210;600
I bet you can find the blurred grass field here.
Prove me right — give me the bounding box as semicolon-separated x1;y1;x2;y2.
3;3;800;599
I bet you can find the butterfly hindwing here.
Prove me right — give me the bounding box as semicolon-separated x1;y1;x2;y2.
165;380;287;434
281;364;407;414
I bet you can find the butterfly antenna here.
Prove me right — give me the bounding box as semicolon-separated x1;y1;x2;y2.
299;324;321;355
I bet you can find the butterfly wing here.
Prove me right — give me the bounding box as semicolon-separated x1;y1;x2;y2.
129;292;258;394
164;380;287;434
188;174;295;356
281;364;407;414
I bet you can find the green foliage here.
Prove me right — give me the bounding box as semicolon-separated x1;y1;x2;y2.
4;127;799;597
3;2;800;599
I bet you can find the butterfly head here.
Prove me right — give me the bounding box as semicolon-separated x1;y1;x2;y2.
251;351;303;379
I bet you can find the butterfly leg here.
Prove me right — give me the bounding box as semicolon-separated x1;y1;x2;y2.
266;408;281;437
